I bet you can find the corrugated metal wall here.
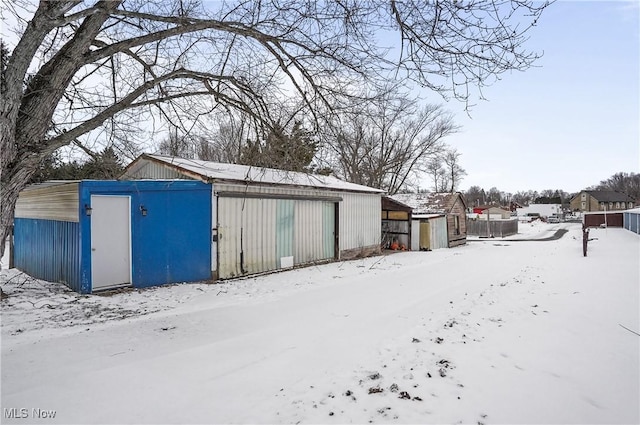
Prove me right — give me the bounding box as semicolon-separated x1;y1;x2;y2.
217;195;338;279
411;220;420;251
14;180;212;294
126;181;212;288
295;200;335;263
276;199;295;266
429;216;449;249
322;202;335;258
624;211;640;234
124;159;382;264
411;216;447;250
13;218;82;292
217;197;275;278
13;183;82;291
123;161;189;180
213;183;378;279
584;212;623;228
15;182;79;222
338;192;381;252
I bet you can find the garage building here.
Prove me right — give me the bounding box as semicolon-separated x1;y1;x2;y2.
122;154;383;280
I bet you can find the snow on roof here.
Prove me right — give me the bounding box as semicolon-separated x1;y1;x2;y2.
516;204;561;217
391;192;458;214
127;154;384;194
412;213;446;219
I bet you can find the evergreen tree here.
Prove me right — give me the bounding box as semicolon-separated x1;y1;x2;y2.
240;122;318;172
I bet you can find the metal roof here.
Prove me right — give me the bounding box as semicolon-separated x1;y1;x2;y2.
123;154;384;194
21;180;80;191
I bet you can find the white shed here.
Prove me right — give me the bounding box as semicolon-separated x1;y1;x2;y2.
122;154;383;279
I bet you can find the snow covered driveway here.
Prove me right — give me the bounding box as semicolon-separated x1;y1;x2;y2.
1;223;638;424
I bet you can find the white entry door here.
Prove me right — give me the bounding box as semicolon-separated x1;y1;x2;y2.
91;195;131;291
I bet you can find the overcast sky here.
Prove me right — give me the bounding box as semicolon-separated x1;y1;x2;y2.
432;1;639;195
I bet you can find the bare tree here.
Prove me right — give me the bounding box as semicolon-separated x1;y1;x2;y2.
321;90;457;194
464;185;486;207
595;172;640;200
190;112;254;163
157;129;196;158
1;0;550;258
426;156;449;193
486;187;505;205
442;148;467;192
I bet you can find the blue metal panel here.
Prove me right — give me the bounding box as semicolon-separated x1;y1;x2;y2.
131;184;211;287
626;212;640;234
13;218;82;292
624;213;629;231
79;180;212;289
13;180;211;293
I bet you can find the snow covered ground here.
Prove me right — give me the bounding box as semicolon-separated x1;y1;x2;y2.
467;218;567;241
1;223;638;424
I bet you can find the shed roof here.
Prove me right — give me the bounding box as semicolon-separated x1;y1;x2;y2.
123;154;384;194
391;192;465;214
382;196;413;212
480;207;511;214
412;213;446;219
21;180;80;191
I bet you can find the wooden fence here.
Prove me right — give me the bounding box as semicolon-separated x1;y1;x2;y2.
466;218;518;237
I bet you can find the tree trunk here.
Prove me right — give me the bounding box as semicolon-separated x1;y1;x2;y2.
0;162;38;263
0;2;120;265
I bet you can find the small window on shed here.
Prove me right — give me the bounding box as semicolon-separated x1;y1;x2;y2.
454;215;460;235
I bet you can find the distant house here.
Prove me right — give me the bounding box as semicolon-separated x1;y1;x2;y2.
570;190;634;212
392;192;467;249
478;207;511;220
472;204;502;214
